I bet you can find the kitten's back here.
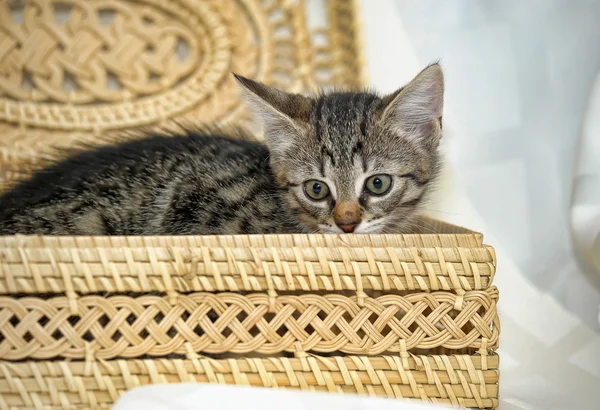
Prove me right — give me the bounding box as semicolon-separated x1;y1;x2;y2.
0;131;295;235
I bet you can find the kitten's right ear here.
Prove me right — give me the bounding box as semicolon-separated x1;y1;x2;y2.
233;74;312;155
379;64;444;148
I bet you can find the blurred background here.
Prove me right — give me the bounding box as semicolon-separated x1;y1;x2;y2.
354;1;600;406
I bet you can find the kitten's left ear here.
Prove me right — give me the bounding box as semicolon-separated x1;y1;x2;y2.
380;63;444;148
234;74;312;155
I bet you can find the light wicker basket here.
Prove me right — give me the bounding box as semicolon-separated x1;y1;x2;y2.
0;218;500;409
0;1;500;409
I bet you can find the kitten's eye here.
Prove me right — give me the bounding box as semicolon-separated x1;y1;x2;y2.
365;174;392;196
303;180;330;200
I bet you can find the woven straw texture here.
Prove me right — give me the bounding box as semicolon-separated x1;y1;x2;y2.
0;0;365;187
0;289;499;360
0;217;500;409
0;1;500;409
0;354;499;409
0;223;495;296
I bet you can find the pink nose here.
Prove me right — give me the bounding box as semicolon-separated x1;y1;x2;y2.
337;223;358;233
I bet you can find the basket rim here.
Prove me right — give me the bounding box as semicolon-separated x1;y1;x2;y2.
0;216;484;246
0;217;496;295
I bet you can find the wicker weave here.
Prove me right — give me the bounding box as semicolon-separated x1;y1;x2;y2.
0;0;365;186
0;1;500;409
0;227;495;296
0;288;499;360
0;218;500;408
0;354;499;409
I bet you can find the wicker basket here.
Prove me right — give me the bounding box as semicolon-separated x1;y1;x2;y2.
0;217;499;409
0;1;500;409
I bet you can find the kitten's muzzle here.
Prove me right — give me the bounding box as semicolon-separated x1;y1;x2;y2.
334;202;361;233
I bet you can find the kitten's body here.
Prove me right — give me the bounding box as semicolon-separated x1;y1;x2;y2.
0;133;302;235
0;65;444;235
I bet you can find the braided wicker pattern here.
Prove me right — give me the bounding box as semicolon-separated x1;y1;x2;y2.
0;0;366;187
0;288;498;360
0;0;199;104
0;354;499;409
0;228;496;296
0;0;225;130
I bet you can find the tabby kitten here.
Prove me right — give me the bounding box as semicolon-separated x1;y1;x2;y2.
0;64;444;235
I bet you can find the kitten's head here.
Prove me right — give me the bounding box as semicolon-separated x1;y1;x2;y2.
235;64;443;234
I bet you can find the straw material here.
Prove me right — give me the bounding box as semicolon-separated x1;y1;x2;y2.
0;218;500;408
0;288;499;360
0;221;496;296
0;354;499;409
0;0;366;187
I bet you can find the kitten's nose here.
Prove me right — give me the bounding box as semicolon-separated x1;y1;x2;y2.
334;202;361;233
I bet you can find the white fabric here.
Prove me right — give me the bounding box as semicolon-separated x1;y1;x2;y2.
571;72;600;284
113;384;449;410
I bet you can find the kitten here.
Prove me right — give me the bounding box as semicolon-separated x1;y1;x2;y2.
0;64;444;235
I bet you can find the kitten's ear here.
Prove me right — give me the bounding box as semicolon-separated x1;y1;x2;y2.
380;64;444;147
233;74;312;154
